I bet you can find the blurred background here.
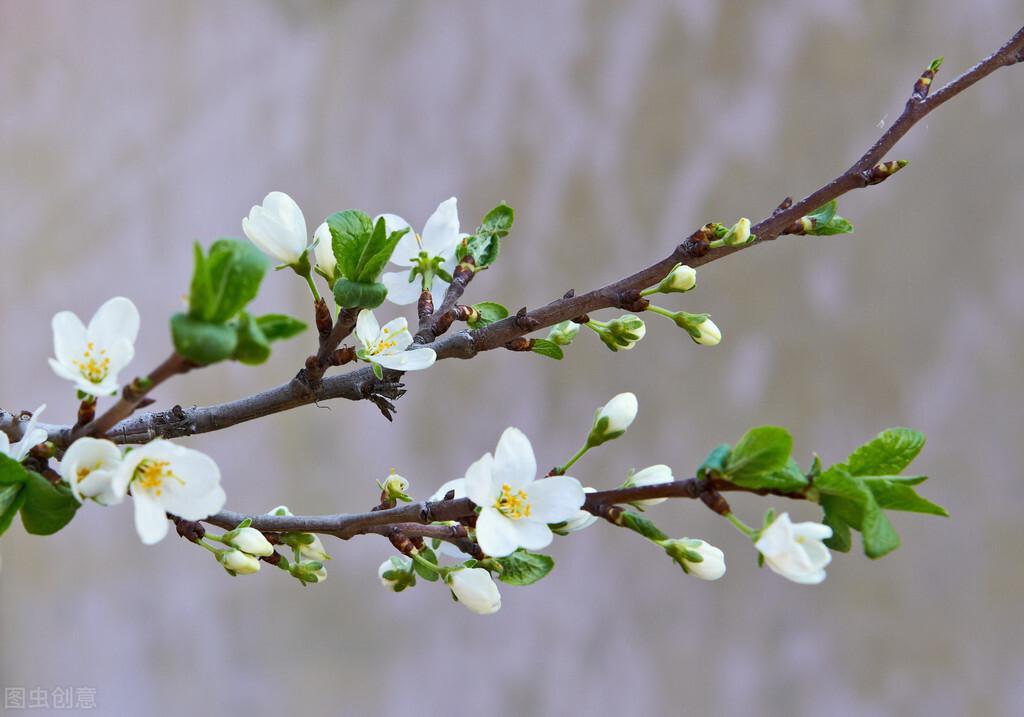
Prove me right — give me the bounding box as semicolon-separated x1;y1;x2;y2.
2;1;1023;715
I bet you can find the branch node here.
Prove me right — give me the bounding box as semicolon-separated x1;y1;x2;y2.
513;307;540;331
616;288;650;312
504;337;534;352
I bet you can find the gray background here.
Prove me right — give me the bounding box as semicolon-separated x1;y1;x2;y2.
2;2;1023;715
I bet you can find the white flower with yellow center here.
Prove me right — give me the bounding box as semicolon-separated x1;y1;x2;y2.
755;512;833;585
113;439;226;545
59;436;125;506
49;297;140;397
380;197;466;305
354;309;436;378
0;404;48;464
464;427;585;558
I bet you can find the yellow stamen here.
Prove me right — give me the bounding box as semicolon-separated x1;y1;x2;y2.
133;459;184;497
494;483;532;520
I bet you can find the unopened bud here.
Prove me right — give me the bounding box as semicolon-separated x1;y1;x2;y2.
219;549;261;575
587;392;638;447
547;320;581;346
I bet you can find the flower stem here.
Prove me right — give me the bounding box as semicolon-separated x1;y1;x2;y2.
553;443;590;476
303;272;322;303
409;549;444;577
644;304;676;320
725;512;757;539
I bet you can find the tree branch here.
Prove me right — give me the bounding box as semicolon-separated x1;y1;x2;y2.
5;25;1023;451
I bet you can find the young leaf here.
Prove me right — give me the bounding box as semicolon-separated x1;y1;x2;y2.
327;209;374;281
815;466;900;558
354;217;409;283
255;314;307;342
467;301;509;329
530;339;564;360
333;279;388;309
19;470;80;536
0;483;26;536
754;457;810;493
480;202;514;236
863;477;948;516
696;444;731;480
810;216;854;236
191;239;268;323
232;312;272;366
495;550;554;585
723;426;793;487
806;200;837;225
171;313;239;365
618;512;670;542
847;428;925;476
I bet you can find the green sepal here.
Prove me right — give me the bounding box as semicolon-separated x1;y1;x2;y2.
188;239;268;323
619;512;670;542
493;549;554;585
171;313;239;365
333;279;388;309
530;339;564;360
467;301;509;329
381;556;417;592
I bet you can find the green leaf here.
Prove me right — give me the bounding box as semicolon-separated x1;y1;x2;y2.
820;497;853;553
530;338;564;360
467;301;509;329
756;457;811;493
232;312;272;365
190;239;268;323
333;279;388;309
255;314;307;342
494;549;554;585
815;466;900;558
810;216;854;236
863;477;948;516
327;209;374;281
806;200;837;225
354;216;408;283
0;483;26;536
696;444;731;480
19;470;80;535
847;428;925;476
412;548;440;582
723;426;793;488
861;505;901;558
481;202;514;235
171;313;239;365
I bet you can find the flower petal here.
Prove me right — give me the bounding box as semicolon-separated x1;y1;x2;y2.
526;476;585;523
463;453;497;507
382;271;422;305
263;191;307;252
133;492;170;545
374;348;436;372
87;297;140;348
313;222;336;276
420;197;460;256
474;508;522;557
492;427;536;492
430;478;467;502
51;310;87;365
355;309;380;348
508;519;554;551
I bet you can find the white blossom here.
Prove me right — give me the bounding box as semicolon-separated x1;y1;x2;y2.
112;439;226;545
220;549;261;575
354;309;436;374
0;405;48;463
587;392;638;446
49;297;140;396
464;427;585;557
380;197;464;305
755;512;833;585
242;191;308;265
448;567;502;615
59;436;124;505
224;527;274;557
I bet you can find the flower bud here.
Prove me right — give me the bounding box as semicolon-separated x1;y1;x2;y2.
624;464;674;507
223;527;274;557
219;549;261;575
313;221;336;279
547;320;581;346
654;263;697;293
378;556;415;592
662;538;726;580
242;191;309;266
670;312;722;346
588;392;638;447
693;318;722;346
722;217;752;247
291;560;328;585
448;567;502;615
381;471;411;503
